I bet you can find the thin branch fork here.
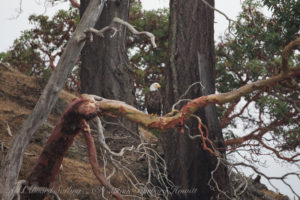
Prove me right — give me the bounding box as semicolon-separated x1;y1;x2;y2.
233;162;300;198
112;17;157;48
225;117;300;162
77;17;157;48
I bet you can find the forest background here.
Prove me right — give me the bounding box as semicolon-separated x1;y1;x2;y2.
0;0;299;199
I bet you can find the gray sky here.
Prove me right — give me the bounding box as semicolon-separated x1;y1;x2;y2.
0;0;298;199
0;0;242;52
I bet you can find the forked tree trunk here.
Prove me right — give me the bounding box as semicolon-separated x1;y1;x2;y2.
162;0;230;199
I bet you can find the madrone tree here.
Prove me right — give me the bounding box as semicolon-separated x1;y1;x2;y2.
0;0;300;199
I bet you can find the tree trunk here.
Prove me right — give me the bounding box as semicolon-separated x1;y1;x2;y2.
162;0;230;199
80;0;137;137
0;1;105;199
80;0;135;105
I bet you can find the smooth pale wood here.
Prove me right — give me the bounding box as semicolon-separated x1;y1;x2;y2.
0;1;106;199
94;66;300;134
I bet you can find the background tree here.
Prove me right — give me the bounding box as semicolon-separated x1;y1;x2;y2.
80;0;135;105
0;0;106;198
161;0;229;199
0;7;79;90
127;2;169;108
216;0;300;161
214;1;300;196
1;0;299;198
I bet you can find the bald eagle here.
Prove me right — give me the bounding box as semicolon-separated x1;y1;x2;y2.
145;83;162;115
139;83;161;143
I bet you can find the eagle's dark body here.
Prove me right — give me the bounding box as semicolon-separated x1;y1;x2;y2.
145;90;162;115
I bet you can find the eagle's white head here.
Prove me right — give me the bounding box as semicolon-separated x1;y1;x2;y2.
149;82;161;91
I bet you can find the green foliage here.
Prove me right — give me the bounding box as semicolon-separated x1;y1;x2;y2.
1;0;298;152
216;0;300;150
1;6;79;89
262;0;300;44
1;1;168;96
128;1;169;108
257;95;289;119
1;31;42;73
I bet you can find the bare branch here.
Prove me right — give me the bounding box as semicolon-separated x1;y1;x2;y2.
233;162;300;198
112;17;157;48
78;17;157;48
201;0;236;29
81;119;124;200
0;1;107;197
9;0;23;19
95;117;134;157
89;115;173;199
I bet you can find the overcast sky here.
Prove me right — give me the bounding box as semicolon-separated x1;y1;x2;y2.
0;0;298;199
0;0;242;52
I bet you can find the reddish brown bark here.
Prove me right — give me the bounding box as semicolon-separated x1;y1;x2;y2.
82;121;124;200
70;0;80;8
22;96;98;199
0;1;106;197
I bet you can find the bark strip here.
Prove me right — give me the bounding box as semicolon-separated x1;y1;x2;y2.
0;0;106;198
21;97;98;200
82;121;124;200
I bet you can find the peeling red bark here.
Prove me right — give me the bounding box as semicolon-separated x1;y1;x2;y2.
82;121;124;200
22;96;98;200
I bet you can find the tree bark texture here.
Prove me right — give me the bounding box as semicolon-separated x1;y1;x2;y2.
162;0;230;199
80;0;135;105
0;1;105;199
21;97;99;200
80;0;137;135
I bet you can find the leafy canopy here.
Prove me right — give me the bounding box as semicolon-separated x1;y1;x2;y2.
0;0;299;152
216;0;300;151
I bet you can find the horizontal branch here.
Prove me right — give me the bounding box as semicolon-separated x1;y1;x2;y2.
112;17;157;48
20;58;299;199
95;66;300;130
